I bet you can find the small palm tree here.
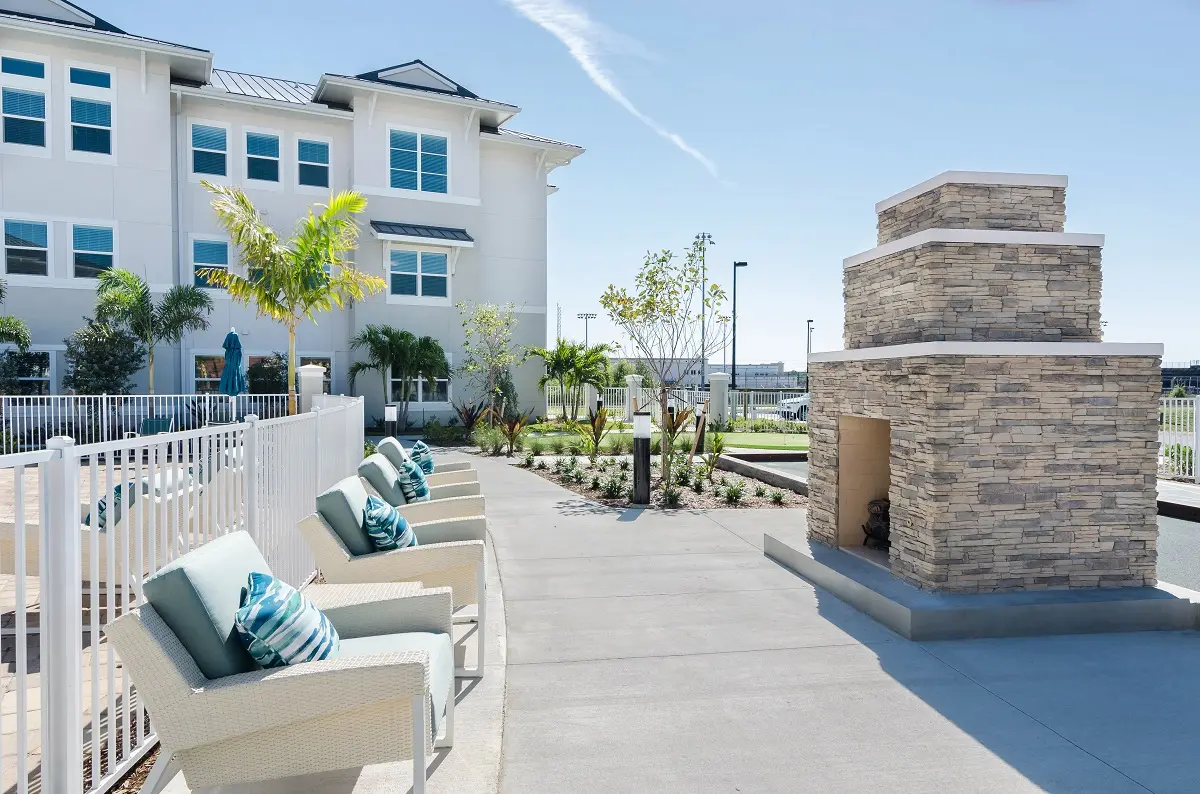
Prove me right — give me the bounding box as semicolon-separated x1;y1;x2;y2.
0;279;31;352
199;183;386;414
528;339;579;421
348;325;450;430
567;343;611;419
94;268;213;393
348;323;403;405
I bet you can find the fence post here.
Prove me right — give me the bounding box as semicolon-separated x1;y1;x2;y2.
244;415;260;544
312;405;322;493
708;373;730;427
101;393;110;443
1194;398;1199;483
42;435;83;794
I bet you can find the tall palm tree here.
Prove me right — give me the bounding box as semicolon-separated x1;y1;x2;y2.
94;268;213;393
348;323;403;406
199;183;386;414
566;343;611;420
349;325;451;429
528;339;579;421
0;279;31;352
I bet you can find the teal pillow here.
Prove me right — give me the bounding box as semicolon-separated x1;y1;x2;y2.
233;572;340;668
396;457;431;503
410;440;434;474
364;495;418;551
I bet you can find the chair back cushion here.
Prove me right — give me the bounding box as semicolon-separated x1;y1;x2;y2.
410;440;435;474
315;476;374;557
233;572;339;668
141;416;174;436
358;454;407;506
395;456;431;503
142;531;267;679
376;437;410;471
364;495;418;551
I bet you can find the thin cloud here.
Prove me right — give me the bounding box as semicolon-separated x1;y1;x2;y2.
502;0;718;178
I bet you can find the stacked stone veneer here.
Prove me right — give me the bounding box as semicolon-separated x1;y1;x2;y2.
877;182;1066;244
807;354;1160;592
809;172;1162;593
844;242;1102;348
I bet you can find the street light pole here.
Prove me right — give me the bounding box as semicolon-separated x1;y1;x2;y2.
577;312;597;347
696;232;713;389
731;261;748;390
806;319;814;392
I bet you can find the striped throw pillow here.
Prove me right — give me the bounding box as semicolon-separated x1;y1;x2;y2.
396;457;431;503
363;495;417;551
410;440;435;474
234;572;339;668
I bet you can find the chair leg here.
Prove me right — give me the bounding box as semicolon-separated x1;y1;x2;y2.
455;560;486;679
435;682;454;749
141;749;180;794
413;694;428;794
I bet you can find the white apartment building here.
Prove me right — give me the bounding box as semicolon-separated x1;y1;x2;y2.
0;0;582;421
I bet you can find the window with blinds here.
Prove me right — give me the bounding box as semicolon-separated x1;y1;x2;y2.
389;130;448;194
193;239;229;288
298;139;329;187
3;219;48;276
2;88;45;147
72;225;113;278
191;123;227;175
389;249;448;298
246;132;279;182
70;98;111;154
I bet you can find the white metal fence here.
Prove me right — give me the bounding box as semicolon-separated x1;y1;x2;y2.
1159;397;1198;482
546;385;808;427
0;393;291;452
0;396;364;794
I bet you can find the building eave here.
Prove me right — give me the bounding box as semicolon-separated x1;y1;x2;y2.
313;74;519;126
370;231;475;248
172;84;353;119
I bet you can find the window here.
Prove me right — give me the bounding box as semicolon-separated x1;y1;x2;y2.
0;350;51;395
4;220;48;276
195;355;225;393
191;123;227;175
69;67;110;88
72;225;113;278
1;57;44;79
70;98;111;154
389;250;448;298
246;132;279;182
297;139;329;187
2;87;45;147
389;130;447;193
192;239;228;288
390;373;450;404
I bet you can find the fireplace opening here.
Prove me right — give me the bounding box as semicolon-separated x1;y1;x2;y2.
837;416;892;568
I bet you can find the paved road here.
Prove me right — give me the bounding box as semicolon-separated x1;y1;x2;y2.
477;457;1200;794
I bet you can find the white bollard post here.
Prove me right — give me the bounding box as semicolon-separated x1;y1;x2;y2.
624;374;643;421
42;436;83;794
297;363;326;414
708;373;730;428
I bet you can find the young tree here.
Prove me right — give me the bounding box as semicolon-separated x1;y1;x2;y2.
350;324;449;430
94;268;213;393
600;235;728;480
0;279;31;352
62;318;146;394
528;339;578;421
198;184;385;414
457;302;523;420
566;343;610;420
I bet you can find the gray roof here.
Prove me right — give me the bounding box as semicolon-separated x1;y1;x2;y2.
370;221;474;243
0;8;209;53
354;60;478;99
210;69;317;105
481;126;582;150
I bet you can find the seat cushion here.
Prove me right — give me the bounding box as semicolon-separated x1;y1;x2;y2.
364;495;417;551
315;476;374;557
410;440;434;474
358;454;407;506
339;631;453;734
142;531;267;679
377;437;410;472
233;572;340;668
395;457;431;503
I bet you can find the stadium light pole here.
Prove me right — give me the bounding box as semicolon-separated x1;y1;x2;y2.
731;261;748;389
577;313;597;347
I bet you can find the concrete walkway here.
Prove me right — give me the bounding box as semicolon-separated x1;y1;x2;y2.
477;456;1200;794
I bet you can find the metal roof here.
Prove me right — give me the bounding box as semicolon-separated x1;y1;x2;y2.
354;60;478;99
0;8;210;53
210;69;317;105
370;221;474;243
481;126;582;150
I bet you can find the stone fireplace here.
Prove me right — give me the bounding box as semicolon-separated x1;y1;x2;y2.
806;172;1163;594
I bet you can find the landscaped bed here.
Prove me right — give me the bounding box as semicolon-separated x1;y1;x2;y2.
518;454;808;510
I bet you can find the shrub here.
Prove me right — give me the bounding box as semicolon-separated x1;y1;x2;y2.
590;474;601;490
566;439;584;457
754;484;767;498
651;436;662;455
570;469;585;484
472;424;502;454
662;484;682;508
618;458;631;472
1165;444;1194;473
523;452;535;468
549;436;567;455
602;476;623;498
452;399;487;437
770;489;785;505
691;477;704;494
62;319;145;394
674;462;693;487
618;469;629;484
364;440;377;459
535;459;548;470
602;457;616;469
423;417;464;445
529;437;546;456
724;481;745;505
719;476;729;486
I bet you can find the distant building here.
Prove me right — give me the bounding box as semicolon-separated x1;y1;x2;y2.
1162;362;1200;394
611;357;806;389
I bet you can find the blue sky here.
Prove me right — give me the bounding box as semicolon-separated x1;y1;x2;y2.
99;0;1200;367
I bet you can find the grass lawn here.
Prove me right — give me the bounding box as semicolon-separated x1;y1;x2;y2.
720;432;809;451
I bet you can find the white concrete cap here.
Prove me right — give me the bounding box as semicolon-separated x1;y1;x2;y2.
843;228;1104;270
809;341;1164;363
875;171;1069;214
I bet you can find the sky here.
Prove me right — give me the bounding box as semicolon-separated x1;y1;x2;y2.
97;0;1200;368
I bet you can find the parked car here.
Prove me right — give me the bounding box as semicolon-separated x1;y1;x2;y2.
778;394;810;421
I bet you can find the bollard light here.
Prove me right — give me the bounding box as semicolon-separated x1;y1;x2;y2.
632;410;652;505
384;403;398;438
633;411;651;440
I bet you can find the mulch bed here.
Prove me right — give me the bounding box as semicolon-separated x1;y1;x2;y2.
520;455;808;510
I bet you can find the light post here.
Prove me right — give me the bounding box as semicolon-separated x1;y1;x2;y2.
384;402;398;439
696;232;713;388
577;312;597;347
806;319;814;388
731;261;748;389
632;410;652;505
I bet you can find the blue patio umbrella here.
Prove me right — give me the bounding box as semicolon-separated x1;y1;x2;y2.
218;328;247;396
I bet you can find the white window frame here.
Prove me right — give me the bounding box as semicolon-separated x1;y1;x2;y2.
192;352;226;393
71;222;117;279
385;123;451;197
295;133;333;195
0;49;50;158
63;58;114;165
243;124;282;191
385;244;453;307
189;233;231;296
2;217;52;278
188;118;231;183
0;345;59;395
388;361;452;408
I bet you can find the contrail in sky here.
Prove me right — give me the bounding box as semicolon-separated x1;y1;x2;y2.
502;0;718;178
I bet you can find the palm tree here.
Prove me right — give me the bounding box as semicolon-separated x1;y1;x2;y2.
528;339;579;421
94;268;213;393
199;183;386;414
349;325;451;430
0;279;31;352
348;323;403;406
566;343;610;420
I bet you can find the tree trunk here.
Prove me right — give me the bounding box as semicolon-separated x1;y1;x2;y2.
147;346;155;395
399;375;411;431
659;387;670;485
287;324;297;415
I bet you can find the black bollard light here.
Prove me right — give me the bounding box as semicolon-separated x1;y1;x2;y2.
384;403;398;439
695;401;706;453
632;410;651;505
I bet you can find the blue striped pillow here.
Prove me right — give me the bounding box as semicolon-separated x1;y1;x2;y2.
364;495;417;551
410;440;434;474
396;457;431;503
233;572;339;668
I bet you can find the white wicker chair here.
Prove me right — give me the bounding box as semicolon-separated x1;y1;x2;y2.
304;475;488;678
105;556;455;793
359;452;481;503
378;436;475;474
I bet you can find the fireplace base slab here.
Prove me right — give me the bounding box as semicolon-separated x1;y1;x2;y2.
765;534;1200;641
